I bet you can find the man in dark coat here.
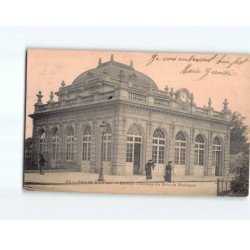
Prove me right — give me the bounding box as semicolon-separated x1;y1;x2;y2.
164;161;172;182
38;153;45;175
145;160;155;180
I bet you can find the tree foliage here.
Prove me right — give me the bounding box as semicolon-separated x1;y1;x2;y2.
230;111;249;155
230;155;249;197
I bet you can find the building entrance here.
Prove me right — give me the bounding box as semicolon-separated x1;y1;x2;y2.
133;143;141;175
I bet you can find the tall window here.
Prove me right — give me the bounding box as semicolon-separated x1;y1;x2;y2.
82;125;91;161
39;130;46;154
126;125;142;162
103;124;112;162
213;137;221;175
52;128;59;160
66;127;74;161
174;131;186;165
152;128;165;164
194;134;205;166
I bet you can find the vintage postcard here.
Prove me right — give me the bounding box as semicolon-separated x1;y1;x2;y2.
24;49;249;196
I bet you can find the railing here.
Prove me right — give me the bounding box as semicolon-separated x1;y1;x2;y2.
128;92;146;101
35;90;227;123
194;107;209;115
154;98;170;106
217;178;233;196
100;91;114;100
214;111;225;118
80;95;94;103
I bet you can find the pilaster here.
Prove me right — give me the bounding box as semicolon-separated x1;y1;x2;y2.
207;131;213;176
112;105;127;175
188;126;195;175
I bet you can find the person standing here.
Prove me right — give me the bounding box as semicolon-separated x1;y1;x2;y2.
164;161;172;182
145;160;155;180
38;153;45;175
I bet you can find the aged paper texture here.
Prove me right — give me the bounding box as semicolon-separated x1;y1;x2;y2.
24;49;250;196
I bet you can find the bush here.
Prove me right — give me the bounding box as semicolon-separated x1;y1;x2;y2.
230;155;249;197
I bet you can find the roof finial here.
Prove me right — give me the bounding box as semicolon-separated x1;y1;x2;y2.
36;91;43;102
111;54;114;61
130;60;133;68
170;87;174;98
98;58;102;66
223;98;229;112
50;91;54;101
164;85;169;93
208;98;212;109
35;91;44;106
47;91;55;104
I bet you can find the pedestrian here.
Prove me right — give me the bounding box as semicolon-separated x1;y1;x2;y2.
38;153;45;175
164;161;172;182
145;160;155;180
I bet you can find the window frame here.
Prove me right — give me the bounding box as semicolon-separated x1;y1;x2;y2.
194;134;205;166
82;126;91;161
152;128;166;164
66;127;74;161
174;131;186;165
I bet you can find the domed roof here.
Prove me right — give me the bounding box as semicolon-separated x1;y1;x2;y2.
72;56;158;90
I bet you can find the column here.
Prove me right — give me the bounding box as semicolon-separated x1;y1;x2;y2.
46;125;52;168
223;133;230;176
32;120;38;167
74;121;80;171
168;123;175;165
207;131;213;176
188;126;195;175
89;120;98;173
144;120;152;175
59;123;66;169
112;106;127;175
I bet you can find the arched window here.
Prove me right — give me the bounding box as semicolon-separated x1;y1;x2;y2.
52;128;59;160
213;137;221;176
174;131;186;165
103;124;112;162
82;125;91;161
39;130;46;154
126;125;142;163
152;128;165;164
66;127;74;161
194;134;205;166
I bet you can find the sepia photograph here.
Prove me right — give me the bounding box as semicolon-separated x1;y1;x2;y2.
24;49;249;196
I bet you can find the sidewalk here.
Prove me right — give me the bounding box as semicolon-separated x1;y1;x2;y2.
24;171;219;185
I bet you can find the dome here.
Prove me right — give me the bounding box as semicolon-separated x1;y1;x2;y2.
72;57;158;90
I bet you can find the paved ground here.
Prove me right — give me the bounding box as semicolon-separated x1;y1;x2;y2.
24;172;218;196
24;171;219;183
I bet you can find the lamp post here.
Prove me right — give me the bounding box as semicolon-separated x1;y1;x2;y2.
98;122;107;181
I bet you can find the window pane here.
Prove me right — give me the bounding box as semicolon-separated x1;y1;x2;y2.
174;148;179;164
199;150;204;165
180;148;186;165
152;145;157;163
107;142;111;161
126;143;133;162
158;146;165;164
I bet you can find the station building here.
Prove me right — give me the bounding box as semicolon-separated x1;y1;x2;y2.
29;55;232;176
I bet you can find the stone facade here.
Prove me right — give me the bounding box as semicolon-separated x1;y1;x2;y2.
29;56;232;177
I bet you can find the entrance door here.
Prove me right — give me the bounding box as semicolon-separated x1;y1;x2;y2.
133;143;141;175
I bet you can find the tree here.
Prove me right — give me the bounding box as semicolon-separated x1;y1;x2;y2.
230;111;249;155
230;155;249;197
